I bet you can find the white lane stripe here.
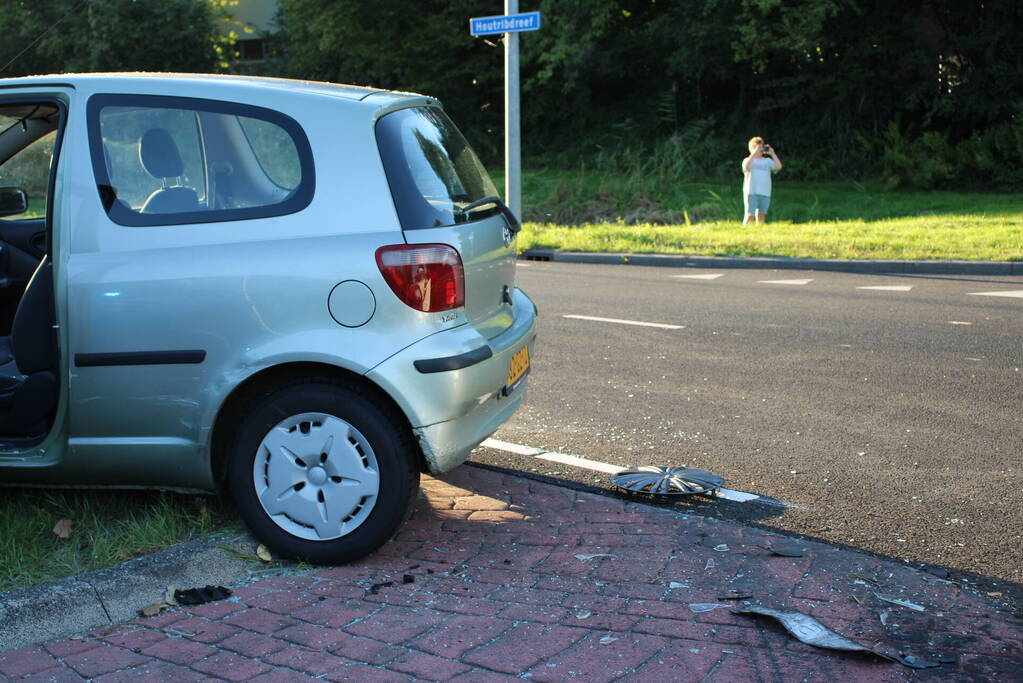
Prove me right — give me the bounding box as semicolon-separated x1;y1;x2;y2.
535;451;624;474
672;273;724;280
480;439;773;504
968;290;1023;298
563;314;685;330
480;438;544;456
713;489;761;502
758;278;813;285
857;285;914;291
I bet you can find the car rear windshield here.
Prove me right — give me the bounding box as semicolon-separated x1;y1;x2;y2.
376;106;499;229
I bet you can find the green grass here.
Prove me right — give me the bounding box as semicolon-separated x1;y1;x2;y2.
500;170;1023;261
0;489;236;592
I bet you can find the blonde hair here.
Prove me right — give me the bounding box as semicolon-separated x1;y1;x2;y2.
748;136;764;153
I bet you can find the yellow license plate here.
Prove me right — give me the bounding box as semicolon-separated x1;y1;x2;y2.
507;344;530;388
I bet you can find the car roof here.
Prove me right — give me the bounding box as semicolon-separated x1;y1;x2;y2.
0;72;434;109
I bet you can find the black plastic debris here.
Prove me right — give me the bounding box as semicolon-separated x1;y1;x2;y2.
402;574;415;584
887;653;943;669
368;581;395;594
174;585;232;606
611;466;724;496
718;591;753;600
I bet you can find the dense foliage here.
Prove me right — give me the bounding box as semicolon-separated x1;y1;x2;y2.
1;1;1019;188
0;0;229;76
275;0;1023;188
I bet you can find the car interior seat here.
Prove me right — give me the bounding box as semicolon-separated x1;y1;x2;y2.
138;127;201;214
0;255;58;435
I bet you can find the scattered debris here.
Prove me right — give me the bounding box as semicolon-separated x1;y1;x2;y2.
164;586;178;606
689;603;731;613
574;553;615;561
402;574;415;584
256;544;273;562
987;591;1004;599
885;653;944;669
718;591;753;600
451;565;468;575
52;519;74;540
599;635;618;645
923;567;950;580
734;606;947;670
713;544;729;552
875;593;925;611
704;558;716;570
138;603;166;618
733;606;873;652
368;581;395;594
668;582;689;589
575;610;592;619
611;466;724;496
851;572;878;585
879;611;890;626
174;585;232;606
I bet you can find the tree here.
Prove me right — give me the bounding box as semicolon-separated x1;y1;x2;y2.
277;0;504;159
0;0;230;77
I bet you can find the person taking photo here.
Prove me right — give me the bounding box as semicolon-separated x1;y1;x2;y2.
741;136;782;225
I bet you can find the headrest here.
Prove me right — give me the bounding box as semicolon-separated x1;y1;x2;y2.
138;128;184;179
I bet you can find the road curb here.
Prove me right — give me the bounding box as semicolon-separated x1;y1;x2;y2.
519;250;1023;275
0;533;261;652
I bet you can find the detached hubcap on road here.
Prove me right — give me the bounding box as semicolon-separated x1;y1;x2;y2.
253;412;380;540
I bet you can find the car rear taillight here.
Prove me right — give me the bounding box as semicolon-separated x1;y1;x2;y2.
375;244;465;312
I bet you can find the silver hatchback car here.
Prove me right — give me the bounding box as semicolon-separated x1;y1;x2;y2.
0;73;536;563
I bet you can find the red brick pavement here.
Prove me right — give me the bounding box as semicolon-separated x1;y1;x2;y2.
1;466;1020;681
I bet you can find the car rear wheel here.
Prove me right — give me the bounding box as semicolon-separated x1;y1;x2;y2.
227;380;419;564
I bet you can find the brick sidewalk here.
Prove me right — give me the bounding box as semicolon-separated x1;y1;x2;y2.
1;466;1020;681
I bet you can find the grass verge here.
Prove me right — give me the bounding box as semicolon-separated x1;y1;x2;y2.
503;171;1023;261
0;489;236;592
519;215;1021;261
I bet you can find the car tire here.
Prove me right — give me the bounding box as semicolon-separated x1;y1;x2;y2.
227;379;419;564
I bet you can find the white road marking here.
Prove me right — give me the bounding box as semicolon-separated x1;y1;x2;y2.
857;285;914;291
968;290;1023;299
535;451;624;475
758;278;813;285
563;314;685;330
516;263;532;267
480;438;544;456
479;439;776;505
672;273;724;280
948;321;973;325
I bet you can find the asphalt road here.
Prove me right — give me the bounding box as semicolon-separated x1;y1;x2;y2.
472;261;1023;602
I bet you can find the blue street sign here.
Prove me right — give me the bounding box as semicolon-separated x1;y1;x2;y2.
470;11;541;36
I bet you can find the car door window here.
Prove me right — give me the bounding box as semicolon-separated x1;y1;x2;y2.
0;129;56;219
99;107;206;211
88;94;314;227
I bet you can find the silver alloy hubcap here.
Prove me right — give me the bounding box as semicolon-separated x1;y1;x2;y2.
253;412;380;541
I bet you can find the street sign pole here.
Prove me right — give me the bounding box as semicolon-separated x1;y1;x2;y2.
504;0;521;222
470;7;539;222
